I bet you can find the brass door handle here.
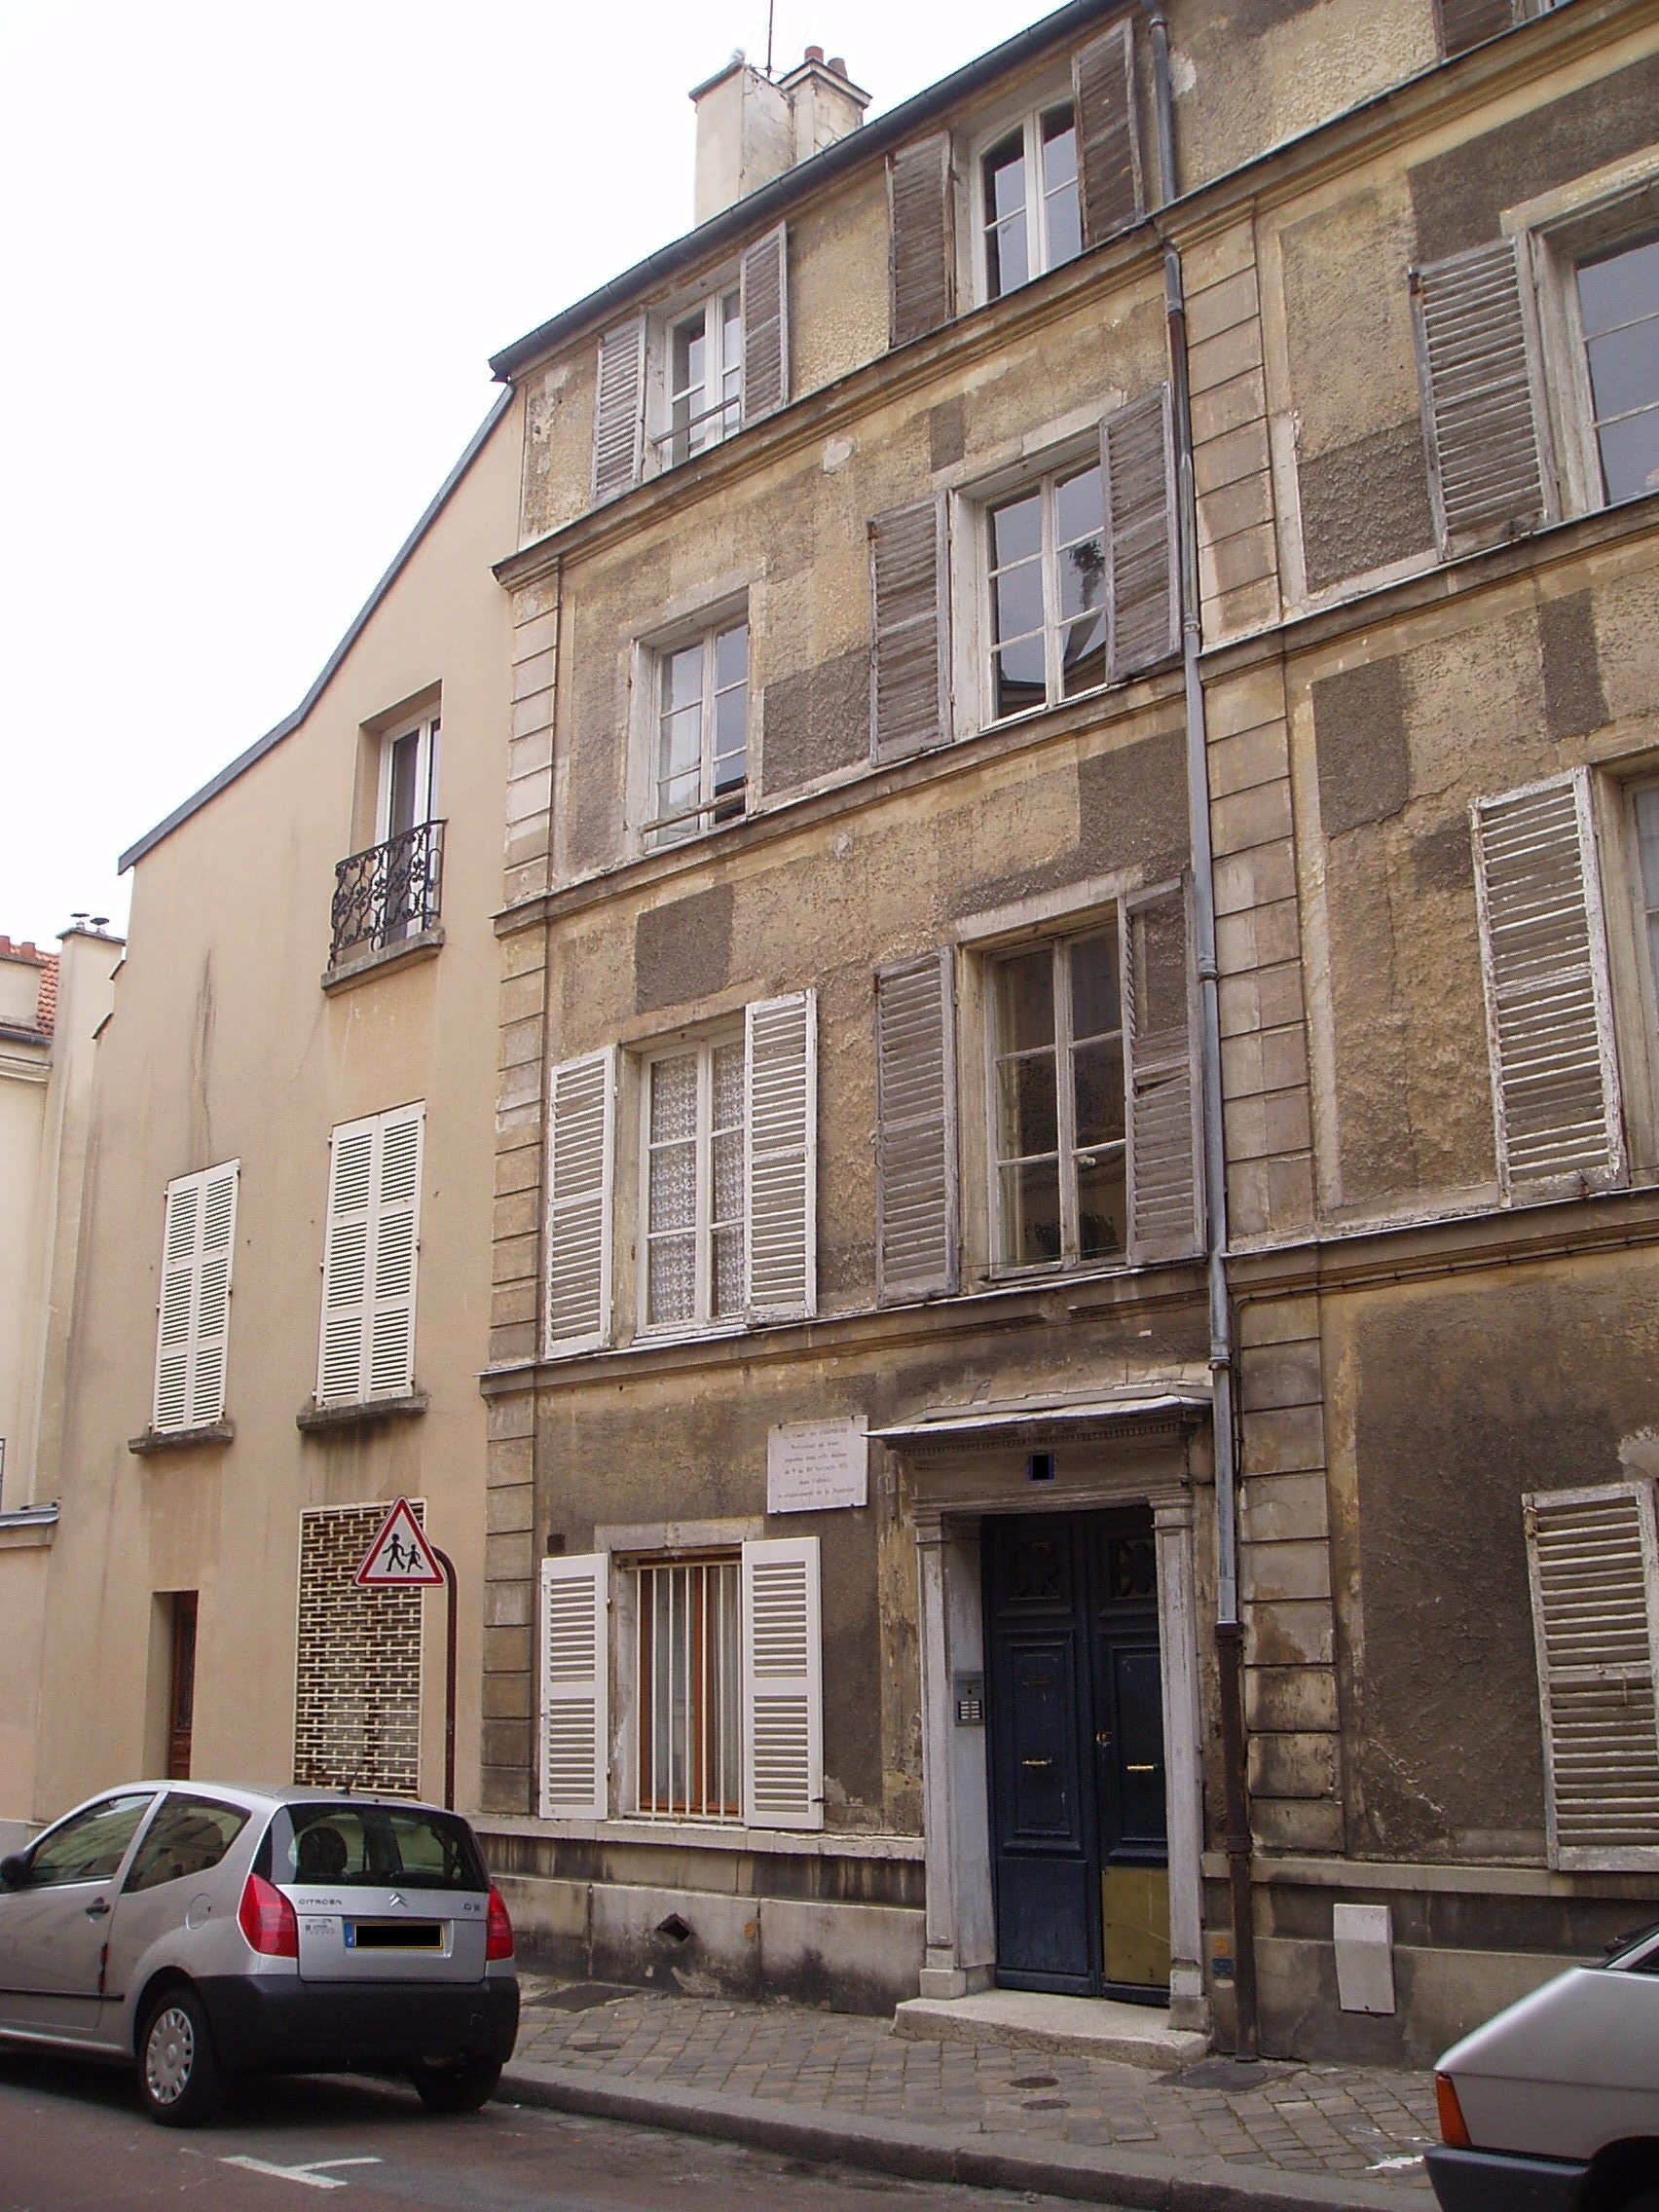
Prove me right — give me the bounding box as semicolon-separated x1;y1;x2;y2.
1125;1763;1158;1773
1020;1757;1053;1769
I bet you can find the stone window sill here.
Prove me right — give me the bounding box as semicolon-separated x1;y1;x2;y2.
0;1503;58;1550
129;1421;236;1456
296;1391;428;1434
321;928;444;995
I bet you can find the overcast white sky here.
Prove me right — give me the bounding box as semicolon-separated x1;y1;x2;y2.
0;0;1053;948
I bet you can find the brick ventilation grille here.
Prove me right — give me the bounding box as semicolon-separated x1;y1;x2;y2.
295;1502;423;1796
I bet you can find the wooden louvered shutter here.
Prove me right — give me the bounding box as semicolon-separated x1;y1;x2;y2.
742;1535;823;1831
1075;19;1144;244
367;1105;424;1399
1412;239;1554;559
888;133;955;349
745;993;817;1320
539;1553;609;1821
1124;886;1201;1263
1103;387;1179;682
869;499;948;760
1435;0;1517;58
740;226;789;426
545;1050;615;1356
874;950;958;1303
153;1161;239;1431
591;316;646;505
1526;1484;1659;1869
318;1118;378;1404
1472;772;1624;1196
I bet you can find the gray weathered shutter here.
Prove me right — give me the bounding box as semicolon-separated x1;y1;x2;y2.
1412;238;1554;559
545;1050;616;1355
742;1534;823;1831
1435;0;1517;57
539;1553;609;1821
1526;1483;1659;1870
1075;18;1144;243
1124;885;1201;1263
740;225;789;426
1103;387;1179;682
869;498;948;760
874;950;959;1303
888;133;955;349
745;992;817;1321
1471;770;1624;1196
591;315;646;505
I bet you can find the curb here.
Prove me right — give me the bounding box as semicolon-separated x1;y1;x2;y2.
499;2056;1424;2211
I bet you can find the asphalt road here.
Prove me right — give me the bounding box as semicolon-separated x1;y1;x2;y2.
0;2051;1128;2212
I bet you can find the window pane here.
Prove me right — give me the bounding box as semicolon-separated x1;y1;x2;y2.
640;1560;741;1821
1069;929;1121;1040
996;946;1055;1051
1076;1147;1128;1260
1584;321;1659;428
1054;463;1105;552
1594;405;1659;506
990;490;1042;569
27;1794;154;1886
712;1221;745;1317
714;623;748;690
648;1234;696;1324
125;1797;248;1894
664;644;704;713
649;1053;697;1144
1577;238;1659;339
998;1050;1059;1159
1073;1037;1126;1148
1000;1160;1062;1265
1059;612;1107;697
995;643;1048;718
1041;111;1081;270
993;559;1045;645
1636;786;1659;911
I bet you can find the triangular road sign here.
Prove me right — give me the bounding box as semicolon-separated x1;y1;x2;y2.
355;1497;445;1588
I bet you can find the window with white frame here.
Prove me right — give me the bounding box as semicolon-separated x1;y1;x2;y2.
539;1536;823;1831
647;617;750;846
666;289;743;466
642;1033;746;1329
379;711;440;849
152;1161;240;1432
1568;232;1659;508
316;1104;424;1405
985;459;1107;718
332;707;443;964
979;102;1083;301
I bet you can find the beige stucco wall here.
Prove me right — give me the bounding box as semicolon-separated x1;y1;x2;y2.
28;392;521;1825
0;1044;47;1496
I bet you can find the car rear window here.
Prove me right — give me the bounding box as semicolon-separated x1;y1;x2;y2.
125;1795;250;1894
265;1804;489;1893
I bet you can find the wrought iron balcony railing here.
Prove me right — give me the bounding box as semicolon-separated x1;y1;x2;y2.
330;818;445;966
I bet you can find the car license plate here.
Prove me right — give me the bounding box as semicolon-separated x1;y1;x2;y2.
345;1921;443;1950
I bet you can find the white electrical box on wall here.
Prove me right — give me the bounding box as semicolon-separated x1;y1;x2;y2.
1333;1902;1396;2014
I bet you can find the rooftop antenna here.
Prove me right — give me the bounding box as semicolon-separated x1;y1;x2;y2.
765;0;775;76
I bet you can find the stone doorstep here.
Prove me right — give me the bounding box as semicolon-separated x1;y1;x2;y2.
893;1990;1210;2071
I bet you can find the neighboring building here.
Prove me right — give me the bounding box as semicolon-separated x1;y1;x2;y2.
25;392;520;1816
0;925;120;1815
472;0;1659;2066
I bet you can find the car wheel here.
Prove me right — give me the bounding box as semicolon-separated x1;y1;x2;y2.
138;1986;224;2127
409;2054;502;2114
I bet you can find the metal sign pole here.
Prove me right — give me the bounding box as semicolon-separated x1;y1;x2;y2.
432;1546;458;1812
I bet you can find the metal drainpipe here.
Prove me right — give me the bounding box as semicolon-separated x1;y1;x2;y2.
1142;0;1259;2057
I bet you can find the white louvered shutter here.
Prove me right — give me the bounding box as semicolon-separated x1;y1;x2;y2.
887;133;955;349
742;1535;823;1831
874;951;959;1303
1472;772;1624;1196
545;1050;616;1356
1074;19;1143;246
1124;888;1202;1263
869;499;948;761
1526;1484;1659;1870
1412;239;1554;559
591;316;646;505
1103;387;1179;682
367;1105;424;1399
746;994;817;1320
318;1119;376;1404
740;226;789;426
152;1161;240;1431
539;1553;609;1821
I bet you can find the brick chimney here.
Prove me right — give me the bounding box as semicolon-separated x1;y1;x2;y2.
691;47;871;225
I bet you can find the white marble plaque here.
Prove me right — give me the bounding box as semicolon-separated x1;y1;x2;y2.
766;1416;868;1514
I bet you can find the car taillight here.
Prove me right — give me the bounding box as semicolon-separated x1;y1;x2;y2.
1435;2072;1473;2150
238;1870;299;1958
485;1885;514;1962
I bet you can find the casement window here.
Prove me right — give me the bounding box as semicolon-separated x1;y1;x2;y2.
316;1104;424;1405
1525;1482;1659;1869
152;1161;239;1432
985;458;1107;717
591;226;789;504
331;707;444;964
885;22;1142;347
538;1536;823;1831
1412;186;1659;559
544;993;816;1357
380;712;440;850
1434;0;1566;60
646;617;750;846
1471;771;1625;1197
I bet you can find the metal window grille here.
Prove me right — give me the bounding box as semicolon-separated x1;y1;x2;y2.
637;1557;741;1821
331;819;446;965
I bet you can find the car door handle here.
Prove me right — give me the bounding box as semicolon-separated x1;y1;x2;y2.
84;1898;110;1919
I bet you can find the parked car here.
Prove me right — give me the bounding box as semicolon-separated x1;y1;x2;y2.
1428;1923;1659;2212
0;1782;518;2125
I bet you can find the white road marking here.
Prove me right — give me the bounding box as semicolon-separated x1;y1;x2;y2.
219;2157;384;2191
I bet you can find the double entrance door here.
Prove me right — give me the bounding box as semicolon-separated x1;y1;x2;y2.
983;1507;1169;2000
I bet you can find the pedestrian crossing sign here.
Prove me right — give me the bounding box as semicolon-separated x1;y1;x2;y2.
355;1497;444;1587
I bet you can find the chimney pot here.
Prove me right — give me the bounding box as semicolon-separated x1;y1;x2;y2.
805;43;824;62
829;56;847;76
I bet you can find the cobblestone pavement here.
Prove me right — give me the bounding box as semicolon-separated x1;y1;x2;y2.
509;1980;1440;2194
